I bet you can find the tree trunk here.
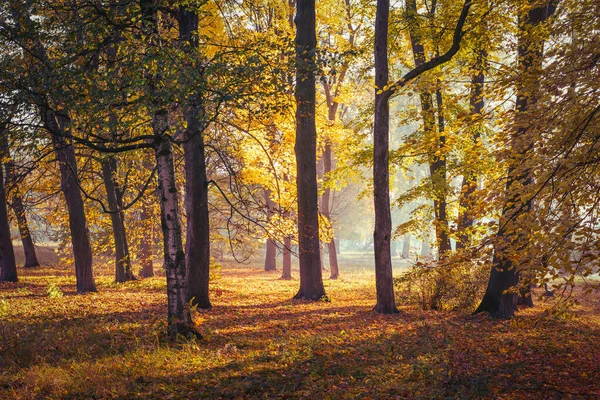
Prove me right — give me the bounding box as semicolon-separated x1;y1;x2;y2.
2;148;39;268
263;190;277;271
11;7;96;292
138;196;154;278
421;238;431;257
179;6;212;309
433;88;451;257
475;0;558;318
322;123;340;277
402;234;411;258
406;0;450;258
101;157;135;283
281;235;292;280
51;117;97;293
373;0;398;314
155;129;197;337
293;0;325;300
0;163;17;283
457;50;486;250
142;0;198;337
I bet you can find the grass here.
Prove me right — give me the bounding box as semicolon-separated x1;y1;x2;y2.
1;258;599;399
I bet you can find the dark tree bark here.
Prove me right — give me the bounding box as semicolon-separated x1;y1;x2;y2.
1;137;39;269
373;0;398;313
141;0;198;337
179;5;212;309
263;190;277;271
372;0;472;312
457;49;486;250
475;0;558;318
10;6;96;292
52;118;97;293
0;147;17;282
101;156;135;283
293;0;326;300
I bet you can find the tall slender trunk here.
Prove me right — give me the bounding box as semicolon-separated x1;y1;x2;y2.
263;190;277;271
281;235;292;280
52;117;97;293
402;234;411;258
322;143;339;279
373;0;398;314
457;49;486;250
101;156;135;283
406;0;450;258
475;0;558;318
293;0;325;300
179;6;211;309
1;138;39;269
433;88;451;257
138;197;154;278
0;146;17;282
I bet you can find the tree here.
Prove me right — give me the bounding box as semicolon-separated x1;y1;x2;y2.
140;0;198;337
475;0;559;318
179;4;212;310
372;0;472;313
6;4;97;293
293;0;326;300
0;127;17;282
0;130;40;268
101;156;135;283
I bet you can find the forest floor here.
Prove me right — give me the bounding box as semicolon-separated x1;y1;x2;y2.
1;258;600;399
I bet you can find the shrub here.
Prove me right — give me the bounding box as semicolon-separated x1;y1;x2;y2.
394;258;488;311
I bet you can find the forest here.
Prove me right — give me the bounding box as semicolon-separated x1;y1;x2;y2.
0;0;599;398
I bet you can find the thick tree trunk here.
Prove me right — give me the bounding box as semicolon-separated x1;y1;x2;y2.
138;197;154;278
51;117;97;293
101;157;135;283
0;163;17;282
179;6;212;309
293;0;326;300
475;1;558;318
373;0;398;314
263;190;277;271
281;235;292;280
2;148;40;268
183;118;212;308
